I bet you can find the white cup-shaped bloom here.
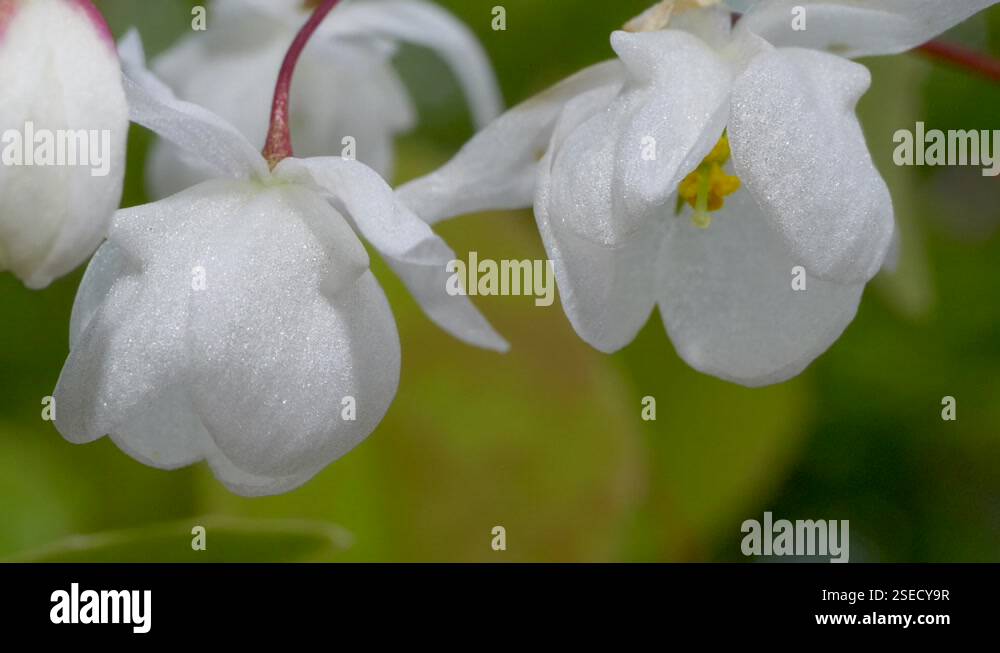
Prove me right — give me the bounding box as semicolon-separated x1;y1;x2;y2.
53;32;506;496
398;0;996;387
146;0;502;198
0;0;127;288
58;178;402;496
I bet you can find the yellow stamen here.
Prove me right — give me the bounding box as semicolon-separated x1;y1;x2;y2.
692;165;713;228
677;133;741;228
704;133;732;166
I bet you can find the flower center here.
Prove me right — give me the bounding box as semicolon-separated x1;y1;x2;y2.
676;133;741;229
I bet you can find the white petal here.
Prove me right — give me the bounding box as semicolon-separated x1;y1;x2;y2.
145;28;281;197
145;140;221;200
0;0;127;288
58;179;400;494
323;0;502;128
289;41;415;170
54;181;257;446
736;0;999;58
117;29;268;182
530;30;734;353
150;20;305;149
397;60;625;225
729;47;894;284
149;42;411;199
53;264;179;445
534;83;663;354
277;157;509;352
109;385;208;471
607;29;734;214
64;236;204;469
205;443;330;497
658;191;865;387
184;184;399;479
148;20;412;196
69;239;137;349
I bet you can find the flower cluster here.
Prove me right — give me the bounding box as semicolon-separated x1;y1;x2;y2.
399;0;997;386
2;0;996;495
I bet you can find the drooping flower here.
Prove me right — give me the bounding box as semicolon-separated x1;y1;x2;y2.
53;28;506;497
0;0;127;288
398;0;998;387
145;0;502;198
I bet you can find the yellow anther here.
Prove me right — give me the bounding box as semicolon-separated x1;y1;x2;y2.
678;173;702;204
709;163;741;199
704;133;732;166
677;133;741;228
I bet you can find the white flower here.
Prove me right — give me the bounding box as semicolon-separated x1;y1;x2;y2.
146;0;501;198
0;0;127;288
53;32;506;497
398;0;996;387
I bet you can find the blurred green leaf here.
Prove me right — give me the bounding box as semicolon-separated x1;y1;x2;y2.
95;0;201;56
7;516;351;563
616;321;812;561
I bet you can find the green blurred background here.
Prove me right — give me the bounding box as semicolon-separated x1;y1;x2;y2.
1;0;998;562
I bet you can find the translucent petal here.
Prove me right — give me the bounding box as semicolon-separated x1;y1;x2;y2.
54;181;257;445
149;26;411;196
184;184;399;478
535;84;663;354
396;60;625;225
278;157;508;352
324;0;502;128
736;0;999;58
729;47;894;283
658;191;865;387
117;29;268;182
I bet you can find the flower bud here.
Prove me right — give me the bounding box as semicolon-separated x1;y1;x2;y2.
0;0;127;288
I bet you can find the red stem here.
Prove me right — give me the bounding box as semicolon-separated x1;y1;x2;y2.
917;40;1000;83
262;0;342;169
